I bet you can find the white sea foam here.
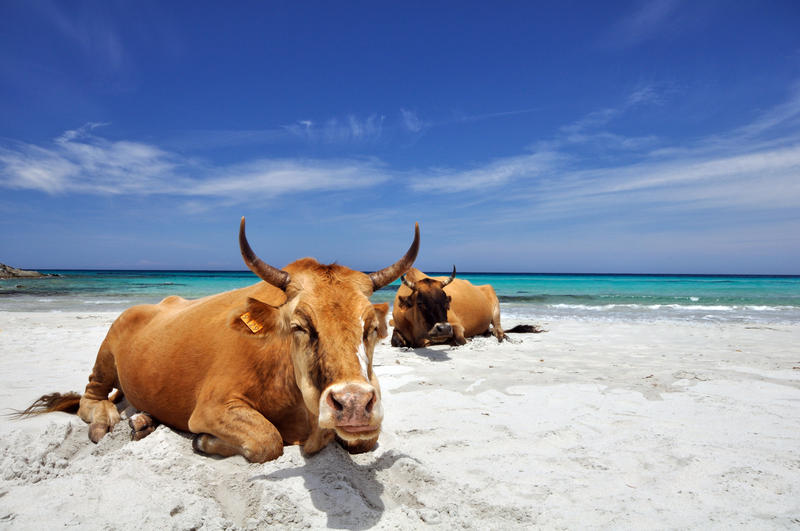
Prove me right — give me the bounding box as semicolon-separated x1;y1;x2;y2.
668;304;733;311
501;301;800;325
549;303;738;312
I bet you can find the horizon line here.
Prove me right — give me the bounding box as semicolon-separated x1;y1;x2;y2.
10;268;800;278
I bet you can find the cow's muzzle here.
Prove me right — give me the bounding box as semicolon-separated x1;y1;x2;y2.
426;322;453;342
318;382;383;440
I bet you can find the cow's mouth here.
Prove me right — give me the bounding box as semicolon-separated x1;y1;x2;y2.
337;424;379;434
335;425;381;443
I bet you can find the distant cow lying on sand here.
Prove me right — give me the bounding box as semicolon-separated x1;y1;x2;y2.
390;267;540;348
18;218;420;463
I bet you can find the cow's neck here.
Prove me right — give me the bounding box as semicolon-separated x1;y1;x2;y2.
251;334;334;448
249;336;302;410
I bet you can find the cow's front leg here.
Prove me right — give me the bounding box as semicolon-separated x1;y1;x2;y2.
391;328;409;347
302;414;335;455
188;400;283;463
451;323;467;345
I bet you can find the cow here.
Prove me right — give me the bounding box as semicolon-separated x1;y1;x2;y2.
18;218;420;463
390;267;539;348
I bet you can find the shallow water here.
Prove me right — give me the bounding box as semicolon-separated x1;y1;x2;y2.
2;270;799;323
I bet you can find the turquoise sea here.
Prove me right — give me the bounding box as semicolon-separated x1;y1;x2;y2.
2;271;800;324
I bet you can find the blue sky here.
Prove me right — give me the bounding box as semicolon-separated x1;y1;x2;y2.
1;1;799;274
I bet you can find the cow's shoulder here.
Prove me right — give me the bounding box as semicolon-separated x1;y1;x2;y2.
109;303;162;337
477;283;498;298
159;295;188;307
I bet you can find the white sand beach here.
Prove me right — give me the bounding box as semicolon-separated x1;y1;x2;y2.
1;311;798;529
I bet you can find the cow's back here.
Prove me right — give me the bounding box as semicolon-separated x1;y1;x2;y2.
439;277;495;336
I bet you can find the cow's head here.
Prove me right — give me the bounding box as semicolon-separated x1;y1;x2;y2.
397;267;456;343
238;218;418;451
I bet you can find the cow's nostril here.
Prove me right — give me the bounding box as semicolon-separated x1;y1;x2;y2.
327;392;344;412
365;391;376;413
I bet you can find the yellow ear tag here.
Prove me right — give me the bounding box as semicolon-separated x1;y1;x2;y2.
240;312;263;333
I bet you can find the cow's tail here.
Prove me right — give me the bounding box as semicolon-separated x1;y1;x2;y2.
8;392;82;419
8;389;122;419
505;324;545;334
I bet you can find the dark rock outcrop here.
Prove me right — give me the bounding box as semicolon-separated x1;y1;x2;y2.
0;263;54;279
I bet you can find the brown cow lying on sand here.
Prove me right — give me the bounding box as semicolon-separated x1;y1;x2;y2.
390;267;540;348
19;218;419;463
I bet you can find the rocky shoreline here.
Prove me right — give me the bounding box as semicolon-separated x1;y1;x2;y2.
0;263;54;279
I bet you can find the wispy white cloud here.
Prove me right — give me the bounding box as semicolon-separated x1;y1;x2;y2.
626;84;666;106
452;108;541;124
400;109;425;133
560;83;666;137
172;112;398;151
725;82;800;140
561;131;660;152
0;124;389;201
559;107;619;135
406;85;800;223
285;114;385;144
410;86;668;194
192;157;388;198
401;106;542;134
409;152;562;193
530;145;800;220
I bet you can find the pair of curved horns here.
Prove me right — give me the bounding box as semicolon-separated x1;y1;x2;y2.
401;265;456;291
239;217;420;292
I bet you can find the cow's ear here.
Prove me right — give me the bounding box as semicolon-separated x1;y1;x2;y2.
372;302;389;339
231;297;281;335
397;295;412;309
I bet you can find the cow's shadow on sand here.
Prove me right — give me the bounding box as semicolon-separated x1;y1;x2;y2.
404;346;452;362
250;445;412;529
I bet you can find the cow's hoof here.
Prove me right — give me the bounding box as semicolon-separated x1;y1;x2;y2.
89;422;109;443
128;413;149;431
192;434;207;454
128;412;157;440
131;425;156;441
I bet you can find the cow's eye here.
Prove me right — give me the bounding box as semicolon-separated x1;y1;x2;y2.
291;323;308;335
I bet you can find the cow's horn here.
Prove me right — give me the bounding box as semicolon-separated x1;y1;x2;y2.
369;223;420;291
441;265;456;288
239;217;291;290
401;274;416;291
